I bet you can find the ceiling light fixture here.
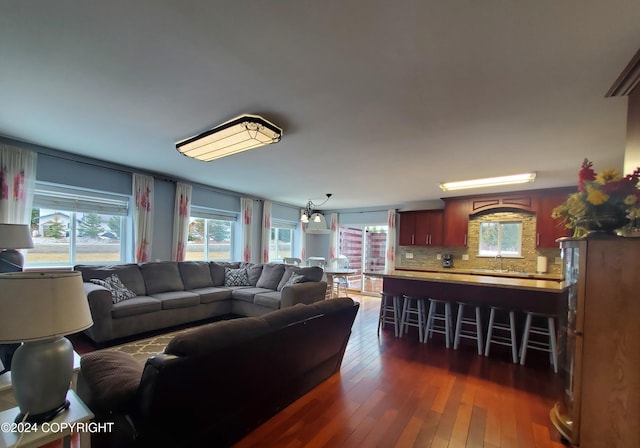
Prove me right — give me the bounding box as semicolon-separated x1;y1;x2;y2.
439;173;537;191
176;114;282;162
301;194;332;223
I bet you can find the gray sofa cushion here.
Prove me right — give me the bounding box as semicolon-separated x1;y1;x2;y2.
141;262;185;294
232;287;274;303
111;296;162;318
210;262;240;286
75;264;147;296
79;351;144;413
277;266;324;291
256;263;285;290
164;317;271;357
253;291;282;309
245;263;263;286
151;291;200;310
189;287;233;304
179;262;213;290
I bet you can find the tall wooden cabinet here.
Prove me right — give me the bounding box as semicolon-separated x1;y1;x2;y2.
551;236;640;447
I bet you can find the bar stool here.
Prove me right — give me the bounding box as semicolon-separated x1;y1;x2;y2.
400;295;427;342
484;306;518;363
378;292;401;337
519;311;558;373
453;302;483;355
424;298;453;348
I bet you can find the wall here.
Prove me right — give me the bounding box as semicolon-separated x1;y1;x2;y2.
2;136;300;265
396;210;562;275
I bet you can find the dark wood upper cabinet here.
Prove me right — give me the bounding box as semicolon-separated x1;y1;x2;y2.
442;199;470;247
441;187;576;248
399;210;444;246
535;188;574;248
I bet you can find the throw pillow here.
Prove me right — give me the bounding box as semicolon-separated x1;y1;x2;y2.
256;263;285;290
90;274;137;304
284;272;306;287
224;268;250;287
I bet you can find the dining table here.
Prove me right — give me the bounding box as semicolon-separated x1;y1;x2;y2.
324;268;357;298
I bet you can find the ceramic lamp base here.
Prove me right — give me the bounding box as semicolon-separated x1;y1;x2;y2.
11;337;74;423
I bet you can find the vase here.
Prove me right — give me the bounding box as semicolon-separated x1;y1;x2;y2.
575;211;629;236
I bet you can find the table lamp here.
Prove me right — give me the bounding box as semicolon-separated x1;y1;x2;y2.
0;223;34;273
0;271;93;423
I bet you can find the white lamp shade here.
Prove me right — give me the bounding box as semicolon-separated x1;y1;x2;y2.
0;271;93;343
0;224;34;249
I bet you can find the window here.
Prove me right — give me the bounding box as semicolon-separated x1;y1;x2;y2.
26;184;129;267
269;219;296;262
269;227;292;261
478;221;522;257
187;207;237;261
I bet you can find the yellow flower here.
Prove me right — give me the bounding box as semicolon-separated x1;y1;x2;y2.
624;194;637;206
586;188;609;206
596;169;622;184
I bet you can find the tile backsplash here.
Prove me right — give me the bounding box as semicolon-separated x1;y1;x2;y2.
396;211;563;276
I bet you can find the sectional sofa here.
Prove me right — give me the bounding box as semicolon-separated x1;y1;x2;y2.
74;261;328;345
77;297;360;447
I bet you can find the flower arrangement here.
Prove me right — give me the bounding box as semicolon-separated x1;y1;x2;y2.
552;159;640;236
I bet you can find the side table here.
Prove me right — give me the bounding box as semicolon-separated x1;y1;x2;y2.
0;389;94;448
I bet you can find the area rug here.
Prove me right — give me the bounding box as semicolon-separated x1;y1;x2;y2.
105;327;192;362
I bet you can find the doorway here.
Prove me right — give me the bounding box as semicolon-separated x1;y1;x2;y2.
339;225;387;294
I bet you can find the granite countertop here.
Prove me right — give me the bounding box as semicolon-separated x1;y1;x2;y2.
394;267;564;281
364;269;568;293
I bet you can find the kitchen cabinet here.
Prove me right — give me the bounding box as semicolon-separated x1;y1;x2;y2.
469;192;535;214
398;210;443;246
535;188;574;247
442;199;470;247
550;236;640;447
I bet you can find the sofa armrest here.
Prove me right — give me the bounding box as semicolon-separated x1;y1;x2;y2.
280;281;328;308
83;283;114;343
77;351;144;416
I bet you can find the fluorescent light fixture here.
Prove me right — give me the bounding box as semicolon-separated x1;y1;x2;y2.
176;114;282;162
439;173;536;191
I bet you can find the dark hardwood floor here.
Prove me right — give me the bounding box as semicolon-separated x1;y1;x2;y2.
67;292;565;448
233;293;566;448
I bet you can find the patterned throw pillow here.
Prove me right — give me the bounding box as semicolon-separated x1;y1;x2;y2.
224;268;250;287
284;272;306;287
90;274;137;304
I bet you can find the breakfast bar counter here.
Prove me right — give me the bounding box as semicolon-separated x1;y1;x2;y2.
365;269;569;314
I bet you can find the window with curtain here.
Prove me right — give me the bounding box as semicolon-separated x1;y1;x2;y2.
269;219;296;262
187;206;237;261
26;184;129;267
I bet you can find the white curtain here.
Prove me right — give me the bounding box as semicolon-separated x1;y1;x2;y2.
0;145;37;224
261;201;272;263
133;173;154;262
385;209;397;271
329;213;339;260
172;182;192;261
241;197;253;262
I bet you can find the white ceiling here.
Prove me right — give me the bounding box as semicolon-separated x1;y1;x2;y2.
1;1;639;211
